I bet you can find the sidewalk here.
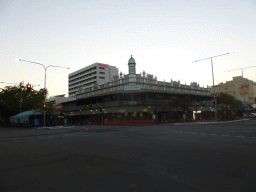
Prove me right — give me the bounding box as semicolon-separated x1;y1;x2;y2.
0;125;88;139
37;125;76;129
173;119;250;126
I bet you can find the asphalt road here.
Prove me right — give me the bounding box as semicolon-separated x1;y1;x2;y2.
0;120;256;192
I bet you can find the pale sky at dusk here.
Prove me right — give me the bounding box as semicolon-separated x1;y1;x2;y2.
1;0;256;97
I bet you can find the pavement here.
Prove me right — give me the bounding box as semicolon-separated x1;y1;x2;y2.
0;118;252;138
0;125;87;139
173;118;250;125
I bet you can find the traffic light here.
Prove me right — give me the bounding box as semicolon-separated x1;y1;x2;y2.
162;105;165;110
26;84;31;92
43;104;47;110
212;99;215;104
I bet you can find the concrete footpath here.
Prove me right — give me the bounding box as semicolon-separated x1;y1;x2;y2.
173;118;250;125
0;126;89;139
0;119;251;138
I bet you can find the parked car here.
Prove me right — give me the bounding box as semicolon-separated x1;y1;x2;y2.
243;113;255;118
251;113;256;117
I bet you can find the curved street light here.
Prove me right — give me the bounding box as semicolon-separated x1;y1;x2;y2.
192;52;232;121
17;59;70;127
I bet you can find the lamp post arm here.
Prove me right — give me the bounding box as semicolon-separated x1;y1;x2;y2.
192;53;230;63
18;59;46;69
44;65;69;101
226;66;256;72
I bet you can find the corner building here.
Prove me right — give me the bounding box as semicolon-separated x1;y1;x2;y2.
62;56;216;124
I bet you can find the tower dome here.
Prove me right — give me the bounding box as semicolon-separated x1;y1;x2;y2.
128;55;136;74
128;55;136;64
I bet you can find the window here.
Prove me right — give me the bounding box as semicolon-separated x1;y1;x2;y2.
99;77;105;79
99;67;105;70
99;72;105;74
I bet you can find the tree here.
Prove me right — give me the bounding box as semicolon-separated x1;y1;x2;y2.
0;83;53;124
170;96;193;119
217;93;243;119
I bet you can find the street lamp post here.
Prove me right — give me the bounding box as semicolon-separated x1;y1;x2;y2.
192;52;232;121
226;66;256;118
18;59;69;127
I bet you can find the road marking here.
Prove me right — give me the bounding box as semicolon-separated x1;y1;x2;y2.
210;134;217;136
228;131;237;132
235;136;245;138
252;137;256;139
13;141;22;143
221;135;231;137
184;132;189;134
0;139;7;141
0;142;7;144
243;131;252;132
191;132;197;134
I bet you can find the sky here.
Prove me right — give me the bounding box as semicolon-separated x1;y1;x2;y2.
1;0;256;97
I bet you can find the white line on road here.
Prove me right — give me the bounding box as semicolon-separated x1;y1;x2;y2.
184;132;189;134
13;141;22;143
235;136;245;138
210;134;217;136
243;131;253;132
191;132;197;134
228;131;237;132
0;142;8;144
221;135;231;137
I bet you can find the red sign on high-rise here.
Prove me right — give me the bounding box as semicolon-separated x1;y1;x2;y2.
98;63;108;68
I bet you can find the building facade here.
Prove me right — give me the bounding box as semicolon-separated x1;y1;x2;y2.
210;76;256;104
68;63;119;97
62;56;217;124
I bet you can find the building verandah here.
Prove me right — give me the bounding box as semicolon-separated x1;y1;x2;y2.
62;92;217;125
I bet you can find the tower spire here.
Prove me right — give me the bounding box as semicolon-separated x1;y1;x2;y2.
128;55;136;75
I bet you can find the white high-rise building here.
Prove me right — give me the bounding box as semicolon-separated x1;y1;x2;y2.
68;62;118;97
